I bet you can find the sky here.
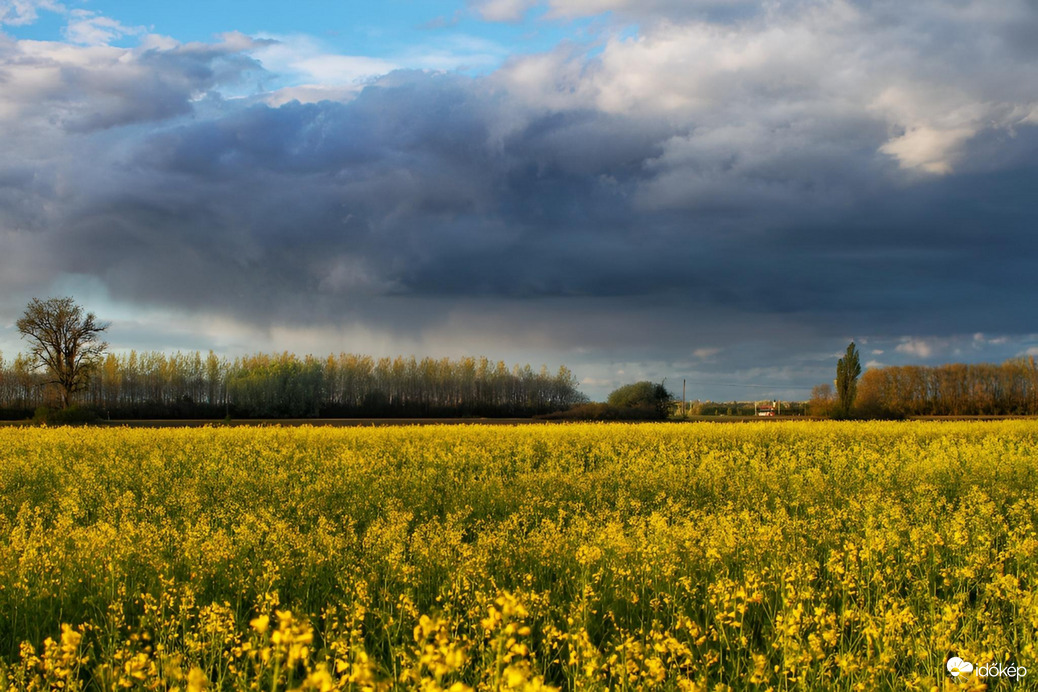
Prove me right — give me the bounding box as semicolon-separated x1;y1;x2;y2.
1;0;1037;402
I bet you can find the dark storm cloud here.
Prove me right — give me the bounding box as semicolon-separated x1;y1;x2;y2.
10;69;1038;326
2;0;1038;399
42;71;1036;340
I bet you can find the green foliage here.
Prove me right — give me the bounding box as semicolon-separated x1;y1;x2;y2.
606;381;672;419
226;353;325;418
32;405;100;425
0;352;587;419
835;342;862;418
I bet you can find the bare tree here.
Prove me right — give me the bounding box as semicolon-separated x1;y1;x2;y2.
16;297;109;409
808;383;836;417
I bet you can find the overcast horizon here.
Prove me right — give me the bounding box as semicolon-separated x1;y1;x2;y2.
2;0;1037;402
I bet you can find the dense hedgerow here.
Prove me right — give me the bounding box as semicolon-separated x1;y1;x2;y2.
1;422;1037;690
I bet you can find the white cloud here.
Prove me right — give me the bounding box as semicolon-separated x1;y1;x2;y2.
292;54;400;85
472;0;537;22
0;0;61;26
249;32;509;100
895;339;935;359
492;0;1038;181
492;48;596;114
399;34;509;72
63;9;143;46
249;34;398;90
0;32;262;136
878;126;975;175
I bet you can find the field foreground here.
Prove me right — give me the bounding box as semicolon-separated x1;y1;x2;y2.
2;422;1037;691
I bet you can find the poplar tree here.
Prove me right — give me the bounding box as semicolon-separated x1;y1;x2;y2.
835;341;862;418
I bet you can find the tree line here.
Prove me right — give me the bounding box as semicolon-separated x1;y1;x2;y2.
810;351;1038;418
855;358;1038;417
0;350;587;419
17;298;1038;422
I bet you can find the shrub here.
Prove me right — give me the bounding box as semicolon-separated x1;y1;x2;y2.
606;381;672;419
33;405;100;426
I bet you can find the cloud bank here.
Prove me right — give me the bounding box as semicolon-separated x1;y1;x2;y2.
2;0;1037;397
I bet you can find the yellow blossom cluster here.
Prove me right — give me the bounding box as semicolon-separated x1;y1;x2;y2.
1;421;1037;689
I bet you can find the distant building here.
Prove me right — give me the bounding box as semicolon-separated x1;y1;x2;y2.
755;401;779;416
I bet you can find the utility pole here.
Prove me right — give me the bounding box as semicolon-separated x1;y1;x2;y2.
682;379;686;417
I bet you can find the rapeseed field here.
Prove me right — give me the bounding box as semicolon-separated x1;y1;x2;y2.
1;422;1036;690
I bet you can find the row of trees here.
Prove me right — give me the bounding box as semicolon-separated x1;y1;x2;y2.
809;342;1038;418
0;350;587;418
3;297;585;419
17;298;1038;422
853;358;1038;417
